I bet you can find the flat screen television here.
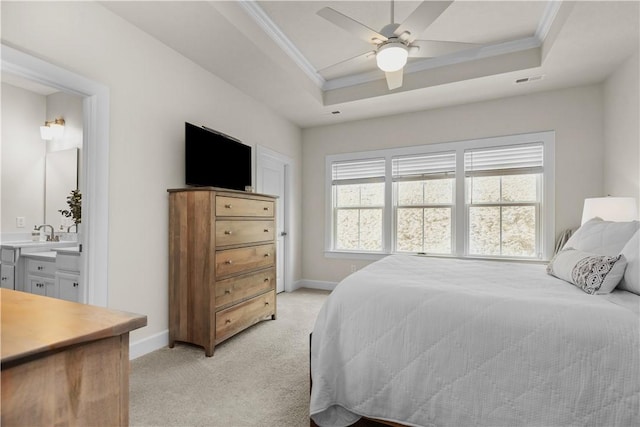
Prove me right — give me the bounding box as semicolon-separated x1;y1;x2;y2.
185;122;251;191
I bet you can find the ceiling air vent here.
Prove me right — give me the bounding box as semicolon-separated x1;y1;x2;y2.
515;75;545;84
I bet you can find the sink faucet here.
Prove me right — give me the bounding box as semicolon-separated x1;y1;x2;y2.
37;224;57;242
66;224;77;233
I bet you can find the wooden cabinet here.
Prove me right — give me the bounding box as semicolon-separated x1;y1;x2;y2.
1;289;146;426
168;188;277;357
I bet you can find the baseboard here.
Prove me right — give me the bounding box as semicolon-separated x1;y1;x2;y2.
295;279;338;292
129;281;336;359
130;329;168;360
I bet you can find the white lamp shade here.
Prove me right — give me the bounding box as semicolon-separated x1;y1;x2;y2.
50;123;65;139
376;42;409;72
581;197;638;225
40;125;53;140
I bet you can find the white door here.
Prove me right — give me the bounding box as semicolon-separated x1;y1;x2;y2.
257;148;288;293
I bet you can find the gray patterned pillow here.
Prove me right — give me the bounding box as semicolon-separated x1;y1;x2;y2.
547;248;627;294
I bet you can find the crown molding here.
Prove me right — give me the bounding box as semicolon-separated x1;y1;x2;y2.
536;0;564;41
238;0;325;88
323;36;542;91
241;0;562;94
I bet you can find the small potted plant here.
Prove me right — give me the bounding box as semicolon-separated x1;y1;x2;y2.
59;189;82;226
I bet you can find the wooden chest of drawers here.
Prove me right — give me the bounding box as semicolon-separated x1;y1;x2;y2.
167;188;277;356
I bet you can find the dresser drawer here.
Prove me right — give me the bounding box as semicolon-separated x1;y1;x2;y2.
215;268;275;309
215;290;275;343
26;258;56;276
216;220;275;247
215;243;275;278
216;196;274;218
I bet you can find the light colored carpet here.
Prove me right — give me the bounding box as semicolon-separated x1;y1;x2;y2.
130;288;330;427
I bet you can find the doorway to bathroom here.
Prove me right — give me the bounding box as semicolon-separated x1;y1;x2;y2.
1;44;110;306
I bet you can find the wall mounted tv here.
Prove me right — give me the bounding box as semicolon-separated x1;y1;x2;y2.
185;122;251;191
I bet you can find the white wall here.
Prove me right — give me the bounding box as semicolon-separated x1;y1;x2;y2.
604;51;640;209
1;1;302;351
1;83;46;235
46;91;83;152
302;85;604;283
1;85;84;237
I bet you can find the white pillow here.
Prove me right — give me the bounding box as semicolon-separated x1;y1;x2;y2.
562;218;639;256
617;230;639;295
547;248;627;294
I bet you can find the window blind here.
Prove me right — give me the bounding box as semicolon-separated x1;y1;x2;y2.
464;143;543;176
332;158;386;184
392;152;456;180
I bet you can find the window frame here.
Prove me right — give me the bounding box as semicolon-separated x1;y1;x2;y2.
332;181;385;253
325;131;555;261
391;152;457;255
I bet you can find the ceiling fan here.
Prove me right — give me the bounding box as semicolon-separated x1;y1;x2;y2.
317;0;477;90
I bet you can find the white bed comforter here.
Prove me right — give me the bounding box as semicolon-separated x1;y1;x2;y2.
310;255;640;427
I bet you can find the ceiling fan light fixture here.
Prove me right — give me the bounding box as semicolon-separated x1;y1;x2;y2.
376;42;408;72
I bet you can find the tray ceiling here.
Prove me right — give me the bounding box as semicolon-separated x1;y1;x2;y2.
102;1;639;127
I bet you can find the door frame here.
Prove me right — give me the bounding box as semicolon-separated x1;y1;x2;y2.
255;145;292;293
2;44;110;307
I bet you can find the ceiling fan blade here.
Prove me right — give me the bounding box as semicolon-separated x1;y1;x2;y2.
317;50;375;73
409;40;479;58
394;1;453;43
385;69;404;90
317;7;387;45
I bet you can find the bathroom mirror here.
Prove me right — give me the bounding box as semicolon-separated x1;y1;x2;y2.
45;148;78;230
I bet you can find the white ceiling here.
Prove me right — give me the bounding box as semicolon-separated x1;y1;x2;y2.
101;1;639;128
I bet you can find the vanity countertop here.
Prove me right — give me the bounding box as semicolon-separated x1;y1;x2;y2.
0;241;77;250
53;246;81;255
21;251;57;262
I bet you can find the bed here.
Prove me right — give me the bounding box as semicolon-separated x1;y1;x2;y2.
310;252;640;427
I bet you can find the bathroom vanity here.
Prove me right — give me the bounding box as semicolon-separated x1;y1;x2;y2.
0;241;81;302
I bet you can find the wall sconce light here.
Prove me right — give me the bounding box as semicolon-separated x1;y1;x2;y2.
40;117;65;140
581;196;639;225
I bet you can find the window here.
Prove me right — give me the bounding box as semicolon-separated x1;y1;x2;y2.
465;144;543;258
393;152;456;254
331;159;385;252
326;132;555;260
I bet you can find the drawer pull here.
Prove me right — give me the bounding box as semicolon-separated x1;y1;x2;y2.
224;230;233;235
263;207;269;211
225;260;233;265
1;277;6;281
263;229;269;233
73;282;79;287
37;266;44;271
264;253;270;257
264;301;270;306
263;278;269;282
224;289;231;294
225;204;232;209
225;319;232;324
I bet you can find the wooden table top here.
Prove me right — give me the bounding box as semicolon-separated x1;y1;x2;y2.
1;289;147;364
